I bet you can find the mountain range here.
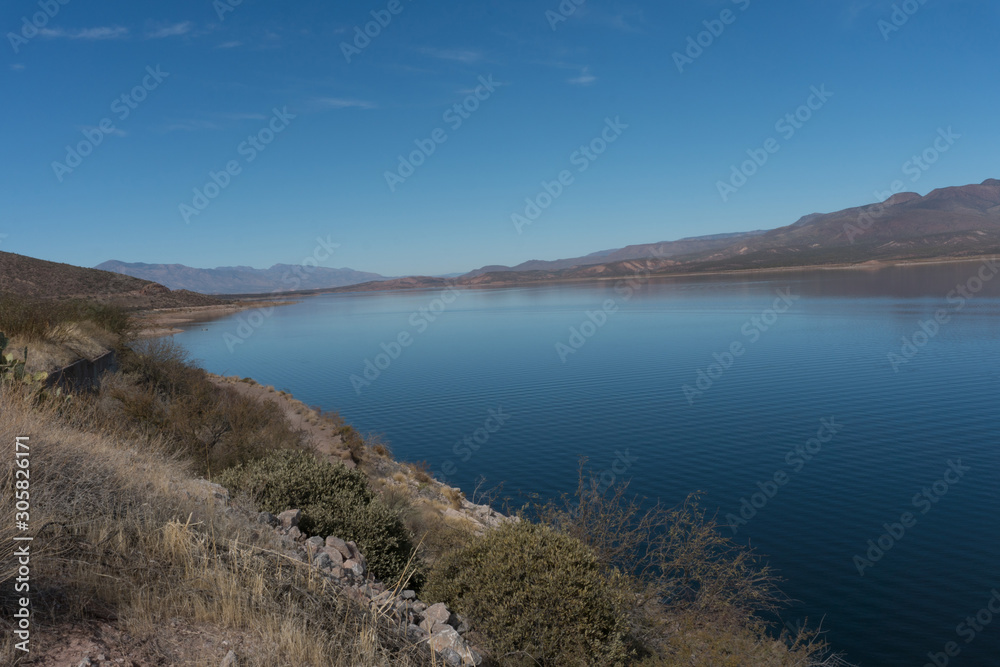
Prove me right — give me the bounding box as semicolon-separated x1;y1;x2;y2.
94;261;387;295
332;178;1000;292
47;177;1000;297
0;251;223;309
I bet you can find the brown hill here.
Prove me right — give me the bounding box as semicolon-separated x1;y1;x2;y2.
0;251;224;309
335;179;1000;292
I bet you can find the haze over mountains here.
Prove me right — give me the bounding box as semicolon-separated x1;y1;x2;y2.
95;261;388;295
72;178;1000;296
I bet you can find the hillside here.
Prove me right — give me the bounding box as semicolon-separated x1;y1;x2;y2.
0;251;224;309
336;179;1000;292
96;260;388;294
465;231;767;277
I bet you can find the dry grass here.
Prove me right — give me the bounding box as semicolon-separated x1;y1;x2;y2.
0;385;436;666
441;486;464;510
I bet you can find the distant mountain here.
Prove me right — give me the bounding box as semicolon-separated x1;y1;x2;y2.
674;177;1000;271
0;251;223;309
95;261;388;295
465;231;767;277
334;178;1000;293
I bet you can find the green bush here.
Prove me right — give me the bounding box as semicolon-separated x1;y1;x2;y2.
422;520;634;666
219;451;415;584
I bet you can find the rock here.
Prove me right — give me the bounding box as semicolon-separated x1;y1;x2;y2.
401;589;417;600
412;601;427;613
424;602;453;627
428;625;482;666
444;507;466;520
343;559;365;577
437;647;463;666
313;552;333;570
427;626;463;654
220;649;238;667
287;526;302;540
77;659;92;667
406;623;428;642
321;546;344;566
256;511;278;527
325;536;352;560
345;540;362;560
329;565;344;579
427;620;451;635
305;536;325;553
277;509;302;528
452;613;470;634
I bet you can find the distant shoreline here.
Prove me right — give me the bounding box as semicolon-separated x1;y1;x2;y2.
136;299;297;337
135;254;999;331
268;253;1000;297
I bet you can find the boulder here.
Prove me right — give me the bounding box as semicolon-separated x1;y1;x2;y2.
325;536;352;560
321;546;344;566
427;626;483;665
343;559;365;577
423;602;453;627
277;509;302;528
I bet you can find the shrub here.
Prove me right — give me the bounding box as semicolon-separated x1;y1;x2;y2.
85;338;306;475
219;451;416;584
422;520;634;666
0;294;134;342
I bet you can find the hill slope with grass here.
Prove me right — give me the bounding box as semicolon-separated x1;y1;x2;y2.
0;251;223;309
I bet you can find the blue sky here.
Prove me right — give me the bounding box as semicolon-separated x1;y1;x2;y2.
2;0;997;276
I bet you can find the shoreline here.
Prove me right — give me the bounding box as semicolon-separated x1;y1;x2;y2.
132;255;1000;321
136;299;298;337
255;253;1000;298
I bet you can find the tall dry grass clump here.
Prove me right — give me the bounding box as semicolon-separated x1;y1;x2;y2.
0;385;435;666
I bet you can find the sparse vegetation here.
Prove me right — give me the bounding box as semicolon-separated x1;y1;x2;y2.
60;337;307;477
0;293;135;342
0;386;435;666
219;451;417;585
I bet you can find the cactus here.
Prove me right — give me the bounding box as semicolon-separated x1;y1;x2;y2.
0;332;47;388
0;332;26;379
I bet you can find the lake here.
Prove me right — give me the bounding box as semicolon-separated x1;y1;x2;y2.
173;260;1000;666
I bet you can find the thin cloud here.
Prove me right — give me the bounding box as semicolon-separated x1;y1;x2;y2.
215;40;242;49
146;22;194;39
10;64;25;71
568;67;596;86
418;47;484;64
38;26;129;40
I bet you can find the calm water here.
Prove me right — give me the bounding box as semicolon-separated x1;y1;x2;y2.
175;261;1000;666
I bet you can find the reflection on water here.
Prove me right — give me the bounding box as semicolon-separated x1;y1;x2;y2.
175;260;1000;667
